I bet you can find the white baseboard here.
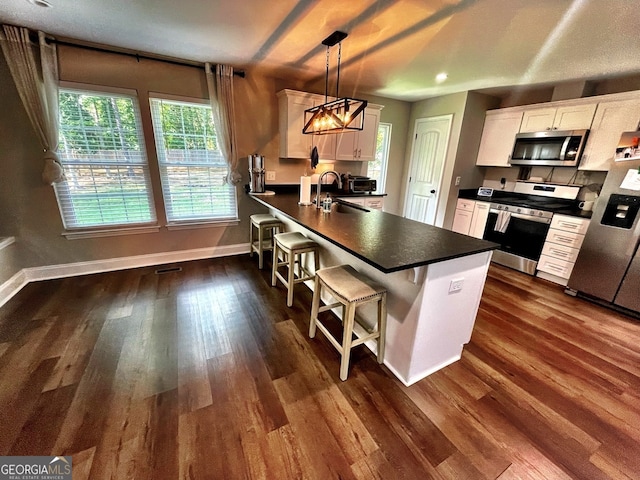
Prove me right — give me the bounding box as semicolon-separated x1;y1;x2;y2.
0;270;29;310
0;237;16;251
0;243;249;309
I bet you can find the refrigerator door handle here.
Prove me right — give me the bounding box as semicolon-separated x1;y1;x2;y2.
626;220;640;257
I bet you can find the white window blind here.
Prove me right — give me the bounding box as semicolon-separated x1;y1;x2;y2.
54;89;156;229
150;97;237;223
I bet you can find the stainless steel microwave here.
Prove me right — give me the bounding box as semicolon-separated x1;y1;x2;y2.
509;129;589;167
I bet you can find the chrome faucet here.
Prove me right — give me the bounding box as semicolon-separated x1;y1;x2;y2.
315;170;342;208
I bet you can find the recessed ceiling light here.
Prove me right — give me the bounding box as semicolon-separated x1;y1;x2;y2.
435;72;448;83
27;0;52;7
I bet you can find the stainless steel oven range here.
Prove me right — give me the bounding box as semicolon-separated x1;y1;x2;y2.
483;203;553;274
480;182;581;275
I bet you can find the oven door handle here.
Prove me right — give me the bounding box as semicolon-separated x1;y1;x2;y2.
489;209;552;224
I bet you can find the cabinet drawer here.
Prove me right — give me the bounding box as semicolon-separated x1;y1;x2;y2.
365;198;383;210
545;229;586;249
541;242;580;263
537;255;575;279
550;214;590;234
452;209;473;235
456;199;475;212
337;197;365;206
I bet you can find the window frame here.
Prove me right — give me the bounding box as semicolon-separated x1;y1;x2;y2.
149;93;238;226
54;83;158;237
367;122;392;193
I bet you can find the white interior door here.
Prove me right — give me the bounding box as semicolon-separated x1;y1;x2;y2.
403;115;452;224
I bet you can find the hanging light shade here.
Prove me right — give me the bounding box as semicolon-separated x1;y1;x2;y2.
303;31;368;135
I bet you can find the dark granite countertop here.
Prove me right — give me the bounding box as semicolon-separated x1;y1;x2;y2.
250;192;498;273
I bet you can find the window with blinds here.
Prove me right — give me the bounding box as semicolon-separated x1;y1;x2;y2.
367;122;391;194
149;97;237;223
54;89;156;229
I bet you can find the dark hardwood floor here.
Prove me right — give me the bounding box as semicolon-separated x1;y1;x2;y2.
1;255;639;479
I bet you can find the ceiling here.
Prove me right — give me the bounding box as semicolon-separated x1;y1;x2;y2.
2;0;640;101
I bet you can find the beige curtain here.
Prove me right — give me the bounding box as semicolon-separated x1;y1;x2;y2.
0;25;63;184
205;63;241;185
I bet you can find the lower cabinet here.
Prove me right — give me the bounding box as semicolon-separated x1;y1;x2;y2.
469;202;490;239
452;199;490;239
452;199;475;234
336;196;384;210
536;214;590;285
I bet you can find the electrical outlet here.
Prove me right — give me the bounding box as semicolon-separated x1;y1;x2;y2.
455;176;461;186
266;171;276;181
449;278;464;293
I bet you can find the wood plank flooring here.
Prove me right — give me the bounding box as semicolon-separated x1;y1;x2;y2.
1;255;639;479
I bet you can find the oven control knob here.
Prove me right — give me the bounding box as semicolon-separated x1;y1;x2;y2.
517;208;521;213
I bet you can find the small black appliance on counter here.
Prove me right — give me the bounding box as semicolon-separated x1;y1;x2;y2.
340;174;377;193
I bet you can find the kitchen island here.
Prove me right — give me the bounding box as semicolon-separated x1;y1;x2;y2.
250;192;498;386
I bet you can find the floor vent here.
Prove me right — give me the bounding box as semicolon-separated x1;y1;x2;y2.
155;266;182;274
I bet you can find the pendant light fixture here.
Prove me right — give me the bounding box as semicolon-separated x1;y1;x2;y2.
302;31;368;135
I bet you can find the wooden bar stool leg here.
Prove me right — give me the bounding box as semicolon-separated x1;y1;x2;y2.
271;242;279;287
287;250;296;307
378;293;387;363
309;276;321;338
313;248;319;273
340;303;356;381
249;222;255;258
258;224;265;269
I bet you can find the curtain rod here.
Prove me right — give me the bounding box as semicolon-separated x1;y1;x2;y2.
48;38;246;78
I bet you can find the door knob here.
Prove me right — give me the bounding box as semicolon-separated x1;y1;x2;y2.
430;189;436;194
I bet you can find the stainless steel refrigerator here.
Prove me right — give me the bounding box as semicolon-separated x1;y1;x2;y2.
568;131;640;315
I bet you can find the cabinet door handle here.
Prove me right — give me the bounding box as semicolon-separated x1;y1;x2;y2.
547;263;565;272
559;222;578;229
555;235;573;243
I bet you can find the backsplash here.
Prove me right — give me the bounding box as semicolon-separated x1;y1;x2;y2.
481;166;606;192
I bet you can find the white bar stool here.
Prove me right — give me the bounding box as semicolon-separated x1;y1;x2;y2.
271;232;319;307
250;214;284;269
309;264;387;381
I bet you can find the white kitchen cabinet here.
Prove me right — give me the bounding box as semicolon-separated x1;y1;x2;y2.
277;89;314;159
335;196;384;210
469;201;490;239
537;214;590;285
335;106;382;161
475;110;523;167
278;89;381;162
519;103;596;133
364;197;384;210
452;199;475;235
579;99;640;171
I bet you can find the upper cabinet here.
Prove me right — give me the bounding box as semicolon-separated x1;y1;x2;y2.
277;89;382;161
579;99;640;171
519;103;597;133
475;110;523;167
475;91;640;171
277;89;313;159
335;106;382;161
